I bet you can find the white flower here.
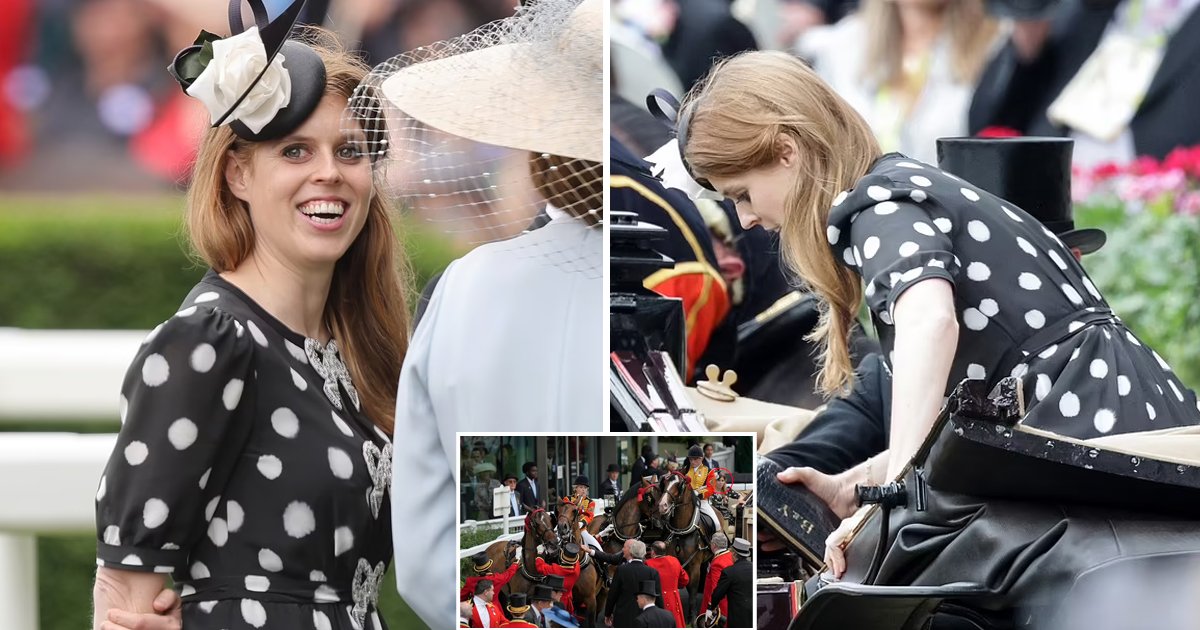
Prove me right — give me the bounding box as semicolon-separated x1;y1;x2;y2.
186;27;292;134
645;139;725;202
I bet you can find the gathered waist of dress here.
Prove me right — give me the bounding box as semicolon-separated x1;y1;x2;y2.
177;557;386;614
992;306;1121;387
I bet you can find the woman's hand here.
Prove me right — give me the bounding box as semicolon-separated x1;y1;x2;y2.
775;466;860;519
823;505;873;580
99;588;181;630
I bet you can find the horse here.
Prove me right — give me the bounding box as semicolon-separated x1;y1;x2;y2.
652;471;726;621
554;501;603;627
482;508;558;605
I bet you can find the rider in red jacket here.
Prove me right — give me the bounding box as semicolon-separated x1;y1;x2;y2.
533;543;584;614
461;549;521;602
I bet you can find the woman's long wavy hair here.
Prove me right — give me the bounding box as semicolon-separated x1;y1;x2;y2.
862;0;999;87
681;51;880;396
185;28;410;434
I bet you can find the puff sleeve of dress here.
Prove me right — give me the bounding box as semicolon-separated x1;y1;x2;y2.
829;172;963;324
95;307;255;573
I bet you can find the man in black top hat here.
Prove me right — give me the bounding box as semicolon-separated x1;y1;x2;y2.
634;580;677;627
529;585;555;628
599;463;622;502
708;538;753;628
602;539;664;627
498;593;539;627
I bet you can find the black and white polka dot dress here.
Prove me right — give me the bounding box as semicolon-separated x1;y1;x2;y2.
95;271;393;630
828;153;1200;439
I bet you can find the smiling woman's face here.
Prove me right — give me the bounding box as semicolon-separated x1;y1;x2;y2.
704;135;801;232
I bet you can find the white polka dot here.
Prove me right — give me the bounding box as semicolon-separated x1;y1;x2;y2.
223;379;244;410
334;526;355;556
234;320;244;337
175;306;197;317
897;161;923;169
272;408;300;438
963;308;989;331
178;584;195;596
967;220;990;242
160;542;179;551
121;554;143;566
1147;402;1157;420
194;291;220;303
1059;392;1080;417
1118;375;1131;396
227;501;244;532
331;411;354;437
1170;380;1185;401
118;395;128;425
142;354;169;387
125;441;149;466
199;600;218;614
310;570;327;582
874;201;900;215
865;282;876;297
867;185;892;201
190;344;216;373
966;262;991;281
1018;273;1042;291
258;548;283;572
1089;359;1108;379
1048;249;1068;270
191;561;210;579
933;217;952;233
863;236;881;259
843;247;855;266
928;259;947;268
143;498;169;529
167;418;198;450
1154;350;1171;371
241;599;267;628
258;455;283;480
1070;348;1081;361
979;299;999;317
832;190;849;206
1017;237;1038;257
960;187;980;202
910;175;932;187
1025;310;1045;329
1061;284;1083;305
878;310;893;326
286;340;309;364
96;475;107;501
913;221;935;236
329;447;354;479
1001;206;1023;222
827;225;841;244
1094;409;1116;433
898;241;920;257
284;501;316;538
1068;321;1085;333
314;585;339;602
207;517;228;546
1037;344;1057;359
247;320;269;347
143;323;164;345
245;575;270;592
910;189;928;203
1125;331;1141;346
103;525;121;546
205;496;223;526
1083;276;1101;299
199;468;211;490
314;610;333;630
967;364;986;380
853;247;863;267
898;268;921;284
1035;374;1052;401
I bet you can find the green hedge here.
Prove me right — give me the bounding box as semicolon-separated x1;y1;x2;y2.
0;196;462;329
3;196;462;630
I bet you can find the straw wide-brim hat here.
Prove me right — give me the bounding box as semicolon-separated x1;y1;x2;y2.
378;0;602;163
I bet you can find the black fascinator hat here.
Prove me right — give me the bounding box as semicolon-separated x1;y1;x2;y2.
168;0;327;142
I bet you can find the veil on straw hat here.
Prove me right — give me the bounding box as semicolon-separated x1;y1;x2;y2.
345;0;603;275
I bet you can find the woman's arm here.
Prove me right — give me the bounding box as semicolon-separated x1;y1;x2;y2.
92;567;167;630
883;278;959;480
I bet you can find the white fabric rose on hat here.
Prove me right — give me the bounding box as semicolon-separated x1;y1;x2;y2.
186;27;292;134
645;139;725;202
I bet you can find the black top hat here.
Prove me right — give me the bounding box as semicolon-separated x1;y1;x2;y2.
506;592;531;615
545;574;567;591
531;584;554;602
573;475;590;487
168;0;327;142
472;553;493;573
688;445;704;458
607;463;620;473
503;472;518;483
936;137;1106;255
731;537;752;557
637;579;661;598
560;542;581;566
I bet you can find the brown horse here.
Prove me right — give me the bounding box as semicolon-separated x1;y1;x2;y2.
481;509;558;603
653;472;725;621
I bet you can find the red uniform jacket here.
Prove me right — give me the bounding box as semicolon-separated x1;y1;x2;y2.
469;598;508;627
497;620;539;628
646;555;690;627
461;561;521;602
534;557;583;614
701;550;734;617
